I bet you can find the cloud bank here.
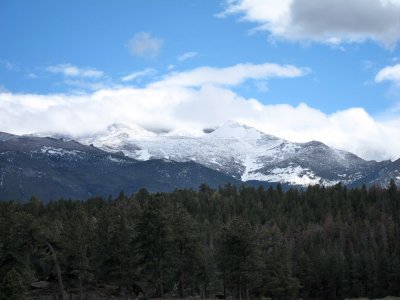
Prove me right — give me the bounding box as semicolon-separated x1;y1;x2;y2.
1;62;400;161
220;0;400;46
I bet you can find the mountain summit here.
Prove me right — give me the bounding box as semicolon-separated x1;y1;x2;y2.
73;121;395;187
206;120;271;141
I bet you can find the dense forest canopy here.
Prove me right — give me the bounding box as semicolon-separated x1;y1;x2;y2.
1;181;400;299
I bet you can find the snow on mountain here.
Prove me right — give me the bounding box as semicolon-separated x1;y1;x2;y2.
78;123;155;157
87;123;155;142
0;133;240;201
75;121;287;180
70;120;390;186
206;120;265;140
248;165;323;186
38;146;82;157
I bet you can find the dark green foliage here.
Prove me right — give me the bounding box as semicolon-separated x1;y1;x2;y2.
134;194;171;297
218;217;262;299
0;267;29;300
1;182;400;299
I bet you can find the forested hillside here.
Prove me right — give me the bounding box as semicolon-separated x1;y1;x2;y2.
1;182;400;299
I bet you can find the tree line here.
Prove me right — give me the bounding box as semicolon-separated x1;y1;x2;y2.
1;181;400;299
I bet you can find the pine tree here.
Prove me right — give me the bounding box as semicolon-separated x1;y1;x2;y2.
0;267;28;300
169;202;201;297
217;217;261;300
134;194;170;297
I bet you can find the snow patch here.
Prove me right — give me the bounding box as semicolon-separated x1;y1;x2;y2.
244;165;337;186
40;147;81;156
107;155;126;163
241;155;263;181
210;158;221;166
136;149;151;160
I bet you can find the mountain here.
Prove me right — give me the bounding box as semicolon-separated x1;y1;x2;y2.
2;121;398;201
0;133;240;201
350;158;400;187
75;121;395;187
78;123;156;157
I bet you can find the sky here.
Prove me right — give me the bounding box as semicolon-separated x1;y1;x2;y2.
1;0;400;161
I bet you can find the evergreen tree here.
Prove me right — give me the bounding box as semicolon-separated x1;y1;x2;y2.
217;217;261;300
169;201;201;297
134;194;170;297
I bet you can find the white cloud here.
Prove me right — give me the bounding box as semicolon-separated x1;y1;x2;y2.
177;52;198;62
1;62;400;161
46;64;104;78
218;0;292;34
121;68;157;82
128;32;163;58
220;0;400;47
152;62;308;88
376;64;400;83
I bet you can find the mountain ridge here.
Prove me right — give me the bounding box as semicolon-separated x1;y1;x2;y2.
0;133;240;201
1;121;399;201
71;121;395;186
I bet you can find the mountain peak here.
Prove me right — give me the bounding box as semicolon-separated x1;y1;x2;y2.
104;123;155;139
222;120;248;128
106;123;131;131
207;120;279;142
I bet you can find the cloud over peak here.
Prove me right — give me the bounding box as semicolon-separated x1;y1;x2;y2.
1;61;400;161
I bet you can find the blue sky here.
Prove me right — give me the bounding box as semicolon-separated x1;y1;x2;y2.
1;0;400;160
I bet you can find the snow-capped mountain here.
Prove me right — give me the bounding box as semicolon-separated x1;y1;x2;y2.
73;121;393;187
1;121;398;201
0;132;239;201
78;123;156;160
77;121;287;179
